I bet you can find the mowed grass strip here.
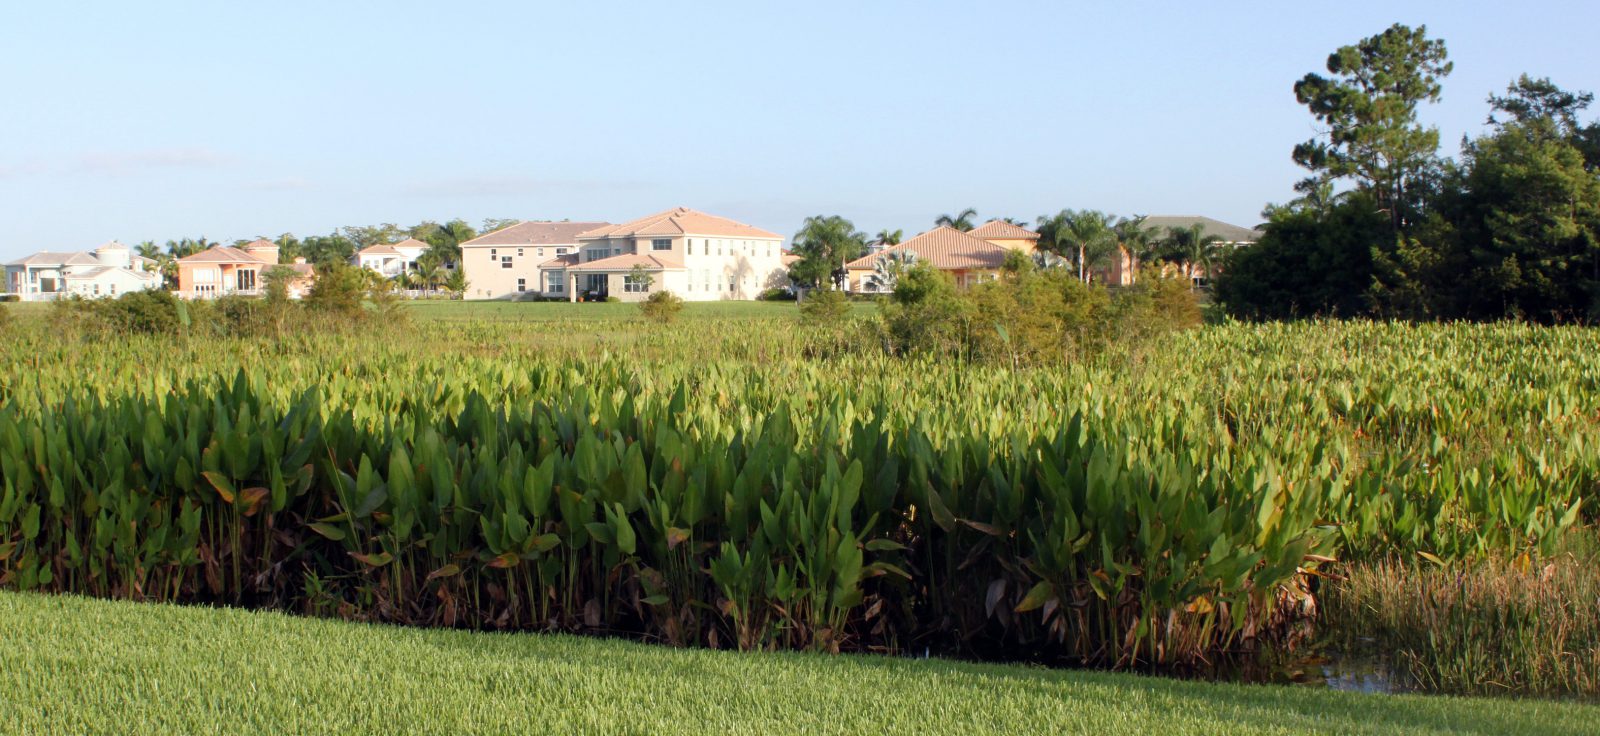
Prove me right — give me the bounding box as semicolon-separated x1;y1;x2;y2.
2;593;1593;736
397;298;876;322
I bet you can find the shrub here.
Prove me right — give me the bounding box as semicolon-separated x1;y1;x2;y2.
605;296;621;303
306;262;369;319
758;287;797;301
0;293;20;302
103;290;184;335
797;288;851;325
638;290;685;323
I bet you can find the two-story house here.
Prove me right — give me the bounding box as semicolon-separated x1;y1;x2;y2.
4;241;163;301
354;238;432;279
459;221;609;299
550;207;788;302
176;239;314;299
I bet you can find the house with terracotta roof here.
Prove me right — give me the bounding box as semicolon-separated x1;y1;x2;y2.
966;220;1042;253
354;238;432;279
176;239;314;299
544;208;788;302
843;222;1032;293
459;221;609;299
3;241;162;301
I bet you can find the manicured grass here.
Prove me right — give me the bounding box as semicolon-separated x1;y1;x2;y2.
2;593;1593;735
399;298;876;321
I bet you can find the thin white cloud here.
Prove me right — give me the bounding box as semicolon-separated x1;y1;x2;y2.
74;147;232;175
243;177;311;191
404;175;651;197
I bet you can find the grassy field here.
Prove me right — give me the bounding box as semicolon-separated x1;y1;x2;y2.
2;591;1594;736
398;298;877;321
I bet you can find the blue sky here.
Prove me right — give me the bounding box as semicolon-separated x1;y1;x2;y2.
2;1;1597;259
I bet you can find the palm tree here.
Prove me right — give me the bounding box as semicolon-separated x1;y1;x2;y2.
870;250;917;292
1112;216;1158;281
873;229;903;247
1037;210;1116;282
935;208;978;230
443;269;468;299
790;215;868;289
414;256;443;293
1160;224;1224;286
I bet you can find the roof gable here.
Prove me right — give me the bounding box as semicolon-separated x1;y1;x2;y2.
968;220;1039;241
178;246;273;265
578;207;782;240
1139;216;1263;243
845;226;1012;270
461;221;612;247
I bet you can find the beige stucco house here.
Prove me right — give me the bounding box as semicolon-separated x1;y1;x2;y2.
546;208;789;302
4;241;162;300
459;221;609;299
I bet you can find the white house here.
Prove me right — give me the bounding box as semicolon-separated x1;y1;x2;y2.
354;238;433;279
547;207;790;302
3;241;162;301
459;221;609;300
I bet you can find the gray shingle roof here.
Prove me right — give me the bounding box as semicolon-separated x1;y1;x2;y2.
1139;216;1263;243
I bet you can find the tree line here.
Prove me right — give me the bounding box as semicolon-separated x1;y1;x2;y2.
130;217;520;291
786;209;1232;290
1215;24;1600;323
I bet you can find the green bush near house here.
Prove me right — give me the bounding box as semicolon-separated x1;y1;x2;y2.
638;290;685;323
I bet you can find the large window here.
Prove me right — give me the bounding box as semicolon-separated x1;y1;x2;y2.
652;238;672;251
501;256;512;269
624;273;650;293
516;278;526;292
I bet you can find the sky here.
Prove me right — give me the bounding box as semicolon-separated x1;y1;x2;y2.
2;1;1598;260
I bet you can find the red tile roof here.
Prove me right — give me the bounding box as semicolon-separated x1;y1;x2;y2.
968;220;1040;241
564;252;684;271
178;246;273;265
461;221;611;247
844;226;1011;270
578;207;781;240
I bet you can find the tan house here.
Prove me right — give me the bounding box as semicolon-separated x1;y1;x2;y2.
459;221;609;299
176;239;314;299
547;208;789;302
843;225;1017;293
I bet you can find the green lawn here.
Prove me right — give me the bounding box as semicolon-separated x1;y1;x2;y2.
2;593;1593;735
399;298;876;322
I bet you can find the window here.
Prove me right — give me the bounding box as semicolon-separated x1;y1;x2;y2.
687;239;694;255
516;278;526;292
717;241;723;256
501;256;512;269
652;238;671;251
109;284;117;295
490;249;497;257
546;273;564;293
556;247;569;254
728;277;735;292
537;248;544;257
92;283;100;296
624;273;650;293
517;248;524;257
